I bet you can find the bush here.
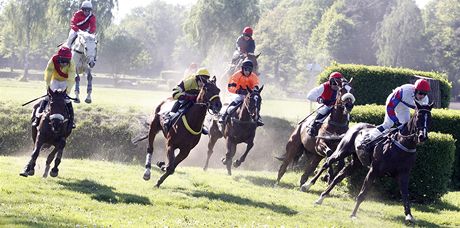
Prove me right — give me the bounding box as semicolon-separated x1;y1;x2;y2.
318;64;451;108
351;105;460;188
347;132;456;203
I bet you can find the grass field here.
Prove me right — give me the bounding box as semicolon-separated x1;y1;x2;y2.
1;156;459;227
0;78;309;123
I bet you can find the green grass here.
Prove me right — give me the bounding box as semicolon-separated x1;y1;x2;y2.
1;156;459;227
0;78;308;123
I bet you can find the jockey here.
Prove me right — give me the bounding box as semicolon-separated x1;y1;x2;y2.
66;1;97;48
32;47;76;129
231;27;256;64
163;67;211;134
306;72;344;136
362;78;431;147
219;59;263;126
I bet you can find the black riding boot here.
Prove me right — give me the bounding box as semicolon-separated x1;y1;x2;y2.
32;99;48;127
219;101;238;124
307;113;327;136
66;102;75;129
256;116;264;126
163;100;181;132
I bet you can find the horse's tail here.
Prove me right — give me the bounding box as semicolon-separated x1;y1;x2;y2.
154;100;166;115
132;134;148;144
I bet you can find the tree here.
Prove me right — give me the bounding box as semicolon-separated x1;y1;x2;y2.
375;0;428;70
0;0;48;81
423;0;460;95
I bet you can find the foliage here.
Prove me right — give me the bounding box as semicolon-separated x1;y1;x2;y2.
375;0;428;70
318;64;452;108
352;104;460;188
347;132;456;203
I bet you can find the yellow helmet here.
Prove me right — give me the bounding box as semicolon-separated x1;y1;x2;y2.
195;67;210;78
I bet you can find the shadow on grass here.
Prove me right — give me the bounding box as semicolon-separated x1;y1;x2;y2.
0;214;84;227
184;190;298;215
390;215;441;227
58;179;151;205
413;198;460;213
233;174;297;189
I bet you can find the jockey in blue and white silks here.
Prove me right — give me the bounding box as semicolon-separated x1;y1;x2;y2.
365;79;431;141
305;72;343;136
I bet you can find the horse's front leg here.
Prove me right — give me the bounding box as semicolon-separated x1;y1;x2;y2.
397;172;414;224
222;140;237;175
20;136;45;177
234;141;254;168
155;146;176;188
50;138;66;177
74;73;81;103
43;147;58;178
85;70;93;103
351;166;378;218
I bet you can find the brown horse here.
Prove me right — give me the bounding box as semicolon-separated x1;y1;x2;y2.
203;86;263;175
311;102;432;224
20;88;72;178
139;77;222;187
275;80;355;188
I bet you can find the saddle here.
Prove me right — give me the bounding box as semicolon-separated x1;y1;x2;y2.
162;101;193;133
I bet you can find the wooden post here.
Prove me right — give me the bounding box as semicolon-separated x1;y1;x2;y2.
411;75;441;108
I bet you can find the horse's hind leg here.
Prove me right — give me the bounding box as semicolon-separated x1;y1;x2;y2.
204;128;221;171
275;139;303;185
85;71;93;103
144;117;161;181
234;141;254;168
74;74;81;103
316;156;360;204
50;139;66;177
43;147;58;178
299;152;322;189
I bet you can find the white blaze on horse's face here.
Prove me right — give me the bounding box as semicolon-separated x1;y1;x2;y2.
79;32;97;68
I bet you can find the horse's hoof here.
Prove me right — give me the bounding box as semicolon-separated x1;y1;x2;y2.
74;98;80;103
315;196;324;205
405;214;415;224
221;157;227;165
27;169;35;176
156;161;165;168
350;215;357;220
300;183;312;192
50;168;59;177
19;172;28;177
143;169;151;181
233;160;241;168
85;98;92;104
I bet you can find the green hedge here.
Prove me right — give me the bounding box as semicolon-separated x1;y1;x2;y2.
347;132;456;203
318;64;451;108
351;105;460;188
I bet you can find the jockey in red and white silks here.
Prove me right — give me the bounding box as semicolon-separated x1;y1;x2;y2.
66;1;97;48
366;79;431;140
305;72;344;136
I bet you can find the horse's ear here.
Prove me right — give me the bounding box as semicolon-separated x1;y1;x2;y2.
258;85;264;92
256;52;261;58
211;76;216;84
429;102;434;110
47;87;53;96
348;77;353;85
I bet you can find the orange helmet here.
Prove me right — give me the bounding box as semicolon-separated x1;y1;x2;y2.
414;79;430;92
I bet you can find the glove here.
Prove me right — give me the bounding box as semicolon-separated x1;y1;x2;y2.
317;97;324;104
236;88;248;95
394;120;402;127
181;94;197;101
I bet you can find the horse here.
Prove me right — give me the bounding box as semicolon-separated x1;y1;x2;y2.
137;77;222;187
72;31;97;104
275;79;355;188
20;88;72;178
203;86;264;175
311;102;433;224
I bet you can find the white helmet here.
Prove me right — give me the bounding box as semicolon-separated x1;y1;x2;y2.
81;1;92;9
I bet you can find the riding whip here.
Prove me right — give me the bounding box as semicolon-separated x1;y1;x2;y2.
297;104;325;125
21;95;48;106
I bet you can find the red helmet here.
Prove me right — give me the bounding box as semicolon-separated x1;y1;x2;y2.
329;72;343;79
242;27;253;36
414;79;430;92
58;47;72;59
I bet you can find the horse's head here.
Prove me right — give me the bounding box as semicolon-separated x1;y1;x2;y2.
243;85;263;122
335;77;355;115
76;31;97;68
408;102;433;143
244;53;260;75
47;88;68;134
197;76;222;114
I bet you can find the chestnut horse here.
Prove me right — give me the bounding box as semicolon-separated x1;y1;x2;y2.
139;77;222;187
311;102;432;224
203;86;263;175
275;80;355;188
20;88;72;178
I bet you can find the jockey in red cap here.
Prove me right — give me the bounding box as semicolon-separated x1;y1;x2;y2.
231;26;256;64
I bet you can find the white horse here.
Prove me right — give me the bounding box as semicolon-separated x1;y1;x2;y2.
71;31;97;103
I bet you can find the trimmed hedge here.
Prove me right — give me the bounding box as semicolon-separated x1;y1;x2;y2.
351;105;460;188
318;64;452;108
347;132;456;203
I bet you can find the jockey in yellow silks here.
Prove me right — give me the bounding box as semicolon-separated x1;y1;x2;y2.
32;46;76;129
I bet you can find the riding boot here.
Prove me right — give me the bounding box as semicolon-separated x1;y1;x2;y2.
32;100;48;127
202;125;209;135
360;127;384;151
307;113;327;136
66;102;76;129
256;116;264;127
219;112;228;124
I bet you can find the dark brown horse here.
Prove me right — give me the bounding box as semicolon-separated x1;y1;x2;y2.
20;88;72;178
275;80;355;188
138;77;222;187
203;86;263;175
311;102;432;224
